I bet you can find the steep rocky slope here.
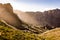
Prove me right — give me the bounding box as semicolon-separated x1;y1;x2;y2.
14;10;40;26
26;9;60;29
0;3;26;30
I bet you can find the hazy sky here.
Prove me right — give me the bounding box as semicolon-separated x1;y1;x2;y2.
0;0;60;12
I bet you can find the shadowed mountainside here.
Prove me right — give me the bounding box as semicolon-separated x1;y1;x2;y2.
26;9;60;29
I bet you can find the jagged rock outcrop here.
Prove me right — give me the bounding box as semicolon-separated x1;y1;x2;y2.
44;9;60;27
0;3;25;29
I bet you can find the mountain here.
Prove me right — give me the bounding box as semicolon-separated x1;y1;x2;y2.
26;9;60;29
14;10;47;34
0;3;26;30
44;9;60;27
14;8;60;32
14;10;40;26
0;3;60;40
0;3;60;34
0;3;46;34
0;3;60;29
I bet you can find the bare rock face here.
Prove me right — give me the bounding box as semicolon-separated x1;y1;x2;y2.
3;3;13;13
44;9;60;27
0;3;23;29
14;10;40;26
0;3;13;13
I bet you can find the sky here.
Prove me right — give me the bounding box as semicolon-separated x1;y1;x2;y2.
0;0;60;12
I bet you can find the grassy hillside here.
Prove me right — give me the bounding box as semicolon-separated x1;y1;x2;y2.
40;28;60;40
0;19;60;40
0;20;43;40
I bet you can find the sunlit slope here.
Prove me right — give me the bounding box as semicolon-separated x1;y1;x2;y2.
0;20;43;40
40;28;60;40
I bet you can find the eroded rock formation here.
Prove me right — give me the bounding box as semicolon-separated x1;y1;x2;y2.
0;3;24;29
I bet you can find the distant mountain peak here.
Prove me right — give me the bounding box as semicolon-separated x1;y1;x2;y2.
0;3;13;13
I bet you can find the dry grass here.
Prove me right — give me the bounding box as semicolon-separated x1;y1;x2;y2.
39;28;60;40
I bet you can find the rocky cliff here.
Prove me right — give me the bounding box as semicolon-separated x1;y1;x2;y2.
0;3;24;29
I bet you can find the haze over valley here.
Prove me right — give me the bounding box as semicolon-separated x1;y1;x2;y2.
0;0;60;40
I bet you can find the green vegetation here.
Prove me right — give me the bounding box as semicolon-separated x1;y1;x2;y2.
0;20;42;40
40;28;60;40
0;20;60;40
